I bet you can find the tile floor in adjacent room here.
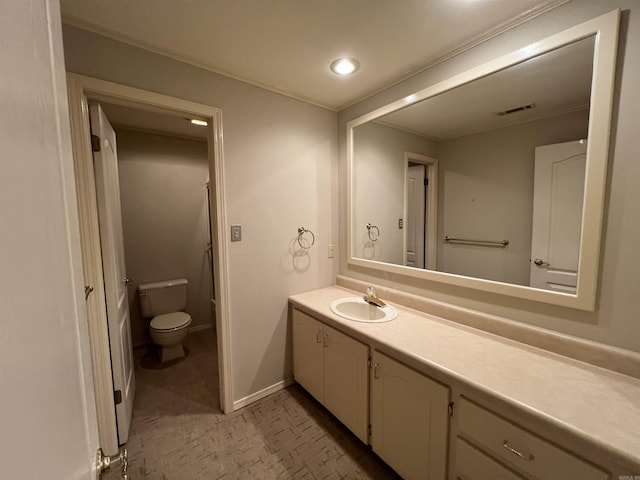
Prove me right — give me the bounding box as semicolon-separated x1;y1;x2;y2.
108;328;400;479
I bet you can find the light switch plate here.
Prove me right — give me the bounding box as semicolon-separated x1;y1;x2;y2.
231;224;242;242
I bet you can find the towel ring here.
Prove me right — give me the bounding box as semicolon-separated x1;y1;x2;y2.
367;223;380;242
297;227;315;249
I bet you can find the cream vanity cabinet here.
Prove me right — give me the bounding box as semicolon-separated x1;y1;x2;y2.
292;308;450;479
292;309;369;442
454;397;609;480
291;306;616;480
370;350;450;480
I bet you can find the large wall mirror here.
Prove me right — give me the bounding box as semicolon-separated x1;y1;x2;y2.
347;10;620;310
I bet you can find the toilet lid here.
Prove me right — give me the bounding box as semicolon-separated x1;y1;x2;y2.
150;312;191;331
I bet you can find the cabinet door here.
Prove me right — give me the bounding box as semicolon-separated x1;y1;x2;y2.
292;310;324;402
371;350;449;480
324;324;369;443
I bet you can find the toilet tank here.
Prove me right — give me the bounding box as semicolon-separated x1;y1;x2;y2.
138;278;188;317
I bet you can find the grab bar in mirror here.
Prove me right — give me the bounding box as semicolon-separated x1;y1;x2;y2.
444;236;509;247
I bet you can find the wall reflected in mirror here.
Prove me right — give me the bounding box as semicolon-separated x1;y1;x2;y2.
352;35;595;293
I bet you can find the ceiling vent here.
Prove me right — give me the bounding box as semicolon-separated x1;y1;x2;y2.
495;103;536;117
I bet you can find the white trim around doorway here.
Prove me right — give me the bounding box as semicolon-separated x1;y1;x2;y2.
66;73;233;455
403;152;438;271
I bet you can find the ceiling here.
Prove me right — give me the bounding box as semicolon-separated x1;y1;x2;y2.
100;103;209;140
378;34;594;140
60;0;566;111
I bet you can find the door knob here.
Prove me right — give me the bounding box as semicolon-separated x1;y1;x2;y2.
533;258;549;266
124;277;134;286
84;285;94;300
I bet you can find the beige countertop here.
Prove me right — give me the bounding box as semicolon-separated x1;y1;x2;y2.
289;285;640;471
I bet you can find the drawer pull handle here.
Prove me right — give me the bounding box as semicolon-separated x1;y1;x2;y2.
503;440;535;461
373;363;380;379
316;331;322;344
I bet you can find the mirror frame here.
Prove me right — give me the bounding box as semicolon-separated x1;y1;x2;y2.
347;10;620;311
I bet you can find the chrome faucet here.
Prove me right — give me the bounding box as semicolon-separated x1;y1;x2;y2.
363;286;386;308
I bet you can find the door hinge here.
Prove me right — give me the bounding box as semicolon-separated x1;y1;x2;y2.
368;424;372;437
91;134;101;152
96;447;128;478
424;177;429;186
448;401;455;417
114;390;122;405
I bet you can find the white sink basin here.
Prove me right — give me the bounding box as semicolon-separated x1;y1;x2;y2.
330;297;397;323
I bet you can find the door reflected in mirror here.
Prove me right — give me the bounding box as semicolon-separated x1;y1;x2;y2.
351;35;595;292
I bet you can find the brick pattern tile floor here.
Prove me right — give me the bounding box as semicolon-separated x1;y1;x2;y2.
105;328;400;479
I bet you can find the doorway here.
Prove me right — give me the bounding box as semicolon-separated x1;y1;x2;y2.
67;74;232;456
403;152;438;270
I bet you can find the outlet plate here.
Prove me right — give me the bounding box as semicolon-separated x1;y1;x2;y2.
231;224;242;242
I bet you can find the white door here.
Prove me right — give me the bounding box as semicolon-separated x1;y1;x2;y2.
530;140;587;293
406;165;426;268
90;103;136;444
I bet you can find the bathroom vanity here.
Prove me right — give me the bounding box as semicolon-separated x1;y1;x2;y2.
289;282;640;480
289;8;638;480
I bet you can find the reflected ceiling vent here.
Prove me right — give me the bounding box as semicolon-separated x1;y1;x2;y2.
495;103;536;117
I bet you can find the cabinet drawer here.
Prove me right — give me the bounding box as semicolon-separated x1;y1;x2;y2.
457;398;608;480
456;437;525;480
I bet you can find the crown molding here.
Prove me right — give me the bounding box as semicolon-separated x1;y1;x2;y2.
62;14;338;112
62;0;570;113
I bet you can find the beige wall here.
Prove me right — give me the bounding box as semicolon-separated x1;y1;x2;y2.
339;0;640;353
353;122;436;264
62;25;338;402
115;129;212;346
1;0;99;476
437;110;589;285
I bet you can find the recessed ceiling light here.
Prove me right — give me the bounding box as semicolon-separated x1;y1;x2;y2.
330;58;360;76
190;119;208;126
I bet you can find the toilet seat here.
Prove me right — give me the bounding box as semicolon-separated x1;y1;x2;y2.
150;312;192;332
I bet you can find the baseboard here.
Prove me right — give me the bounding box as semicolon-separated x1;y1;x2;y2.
190;323;213;333
232;378;294;411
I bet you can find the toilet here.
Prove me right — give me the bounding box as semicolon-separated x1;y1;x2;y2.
138;278;192;362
